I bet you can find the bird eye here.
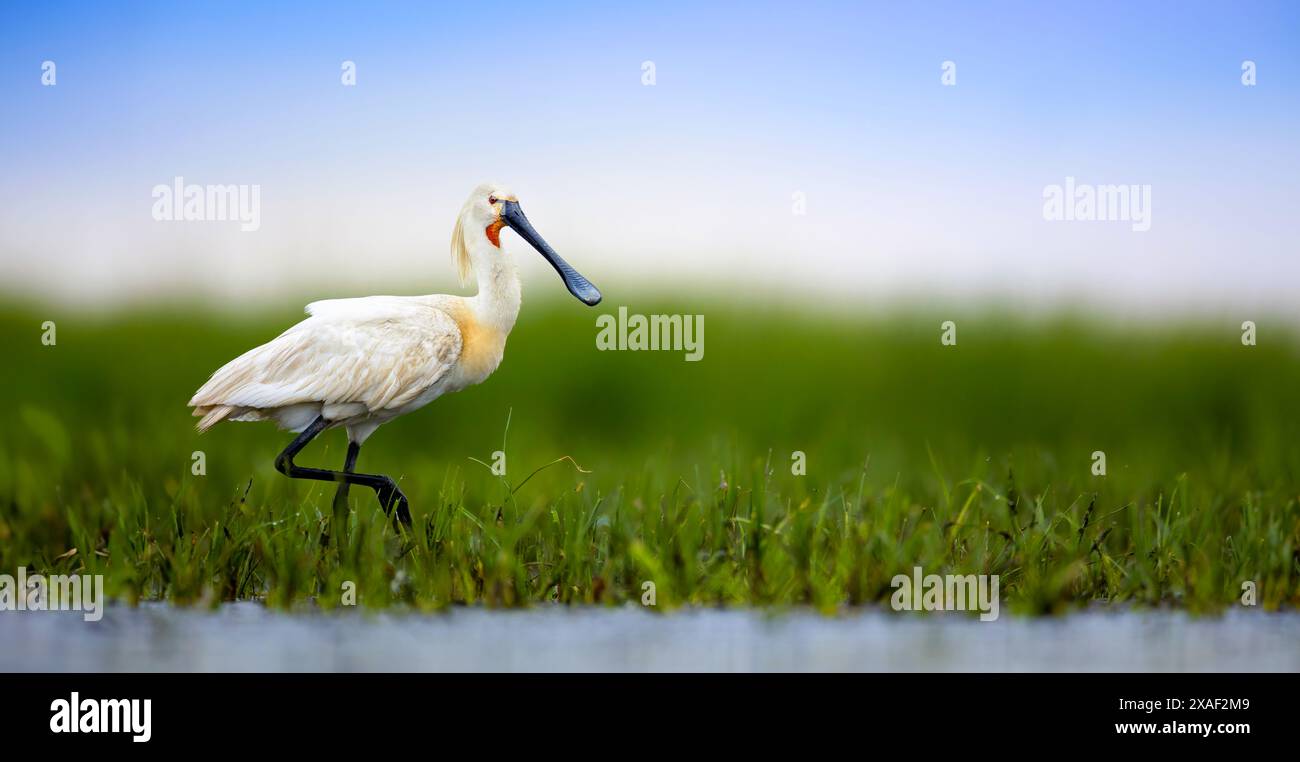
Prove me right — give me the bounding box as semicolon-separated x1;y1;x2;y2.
488;196;498;205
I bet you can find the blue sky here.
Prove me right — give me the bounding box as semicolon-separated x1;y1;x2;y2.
2;1;1298;314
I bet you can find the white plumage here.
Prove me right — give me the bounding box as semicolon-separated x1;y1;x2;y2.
190;295;465;442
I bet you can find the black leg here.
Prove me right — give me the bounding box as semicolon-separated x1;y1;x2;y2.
324;440;362;545
274;417;412;527
331;441;361;517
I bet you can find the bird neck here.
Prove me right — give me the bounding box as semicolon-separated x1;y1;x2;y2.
469;244;521;332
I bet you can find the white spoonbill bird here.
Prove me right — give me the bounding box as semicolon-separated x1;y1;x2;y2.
188;183;602;525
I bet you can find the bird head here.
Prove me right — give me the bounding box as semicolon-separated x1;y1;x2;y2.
452;183;602;306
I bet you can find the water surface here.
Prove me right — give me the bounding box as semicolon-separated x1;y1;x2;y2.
3;604;1297;672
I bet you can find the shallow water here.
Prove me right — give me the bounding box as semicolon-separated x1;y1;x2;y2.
2;604;1297;672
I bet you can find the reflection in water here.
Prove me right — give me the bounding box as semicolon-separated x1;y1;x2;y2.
2;603;1297;672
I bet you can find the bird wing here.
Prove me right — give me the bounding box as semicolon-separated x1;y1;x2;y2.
189;297;463;414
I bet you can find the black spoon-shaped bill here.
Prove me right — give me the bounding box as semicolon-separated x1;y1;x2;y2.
500;200;602;306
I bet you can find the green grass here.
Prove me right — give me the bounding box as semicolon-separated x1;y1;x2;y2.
1;297;1298;613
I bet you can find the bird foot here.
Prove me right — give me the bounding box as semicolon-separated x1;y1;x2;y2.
376;483;412;528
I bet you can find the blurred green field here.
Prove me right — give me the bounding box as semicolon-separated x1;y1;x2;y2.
1;296;1297;613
